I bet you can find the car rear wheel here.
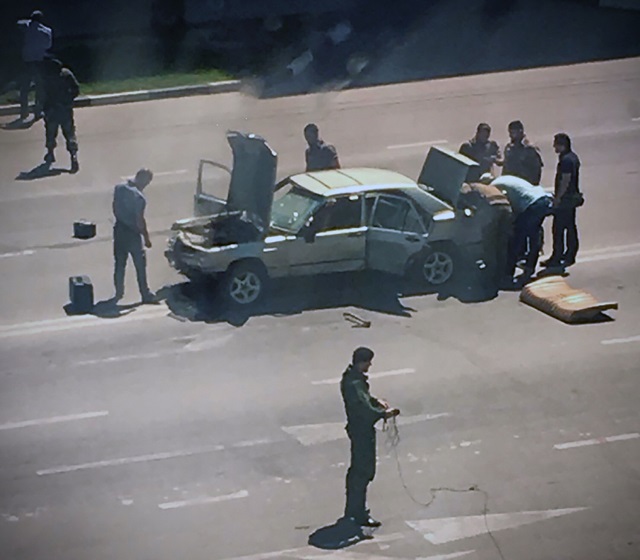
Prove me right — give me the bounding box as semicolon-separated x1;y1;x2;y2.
416;246;455;286
221;261;267;306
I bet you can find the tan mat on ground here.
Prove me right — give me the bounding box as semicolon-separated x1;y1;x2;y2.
520;275;618;323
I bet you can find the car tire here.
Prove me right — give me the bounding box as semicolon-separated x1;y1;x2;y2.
413;244;456;286
221;260;268;307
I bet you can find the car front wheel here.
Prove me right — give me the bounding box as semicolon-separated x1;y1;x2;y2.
222;261;267;306
416;246;455;285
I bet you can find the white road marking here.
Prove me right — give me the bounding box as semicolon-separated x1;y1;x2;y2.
601;335;640;345
578;249;640;263
580;242;640;255
554;432;639;450
0;250;35;259
312;368;416;385
158;490;248;510
37;444;225;476
231;438;274;448
283;413;449;446
632;117;640;122
0;410;108;431
221;534;404;560
406;507;587;545
387;140;448;150
76;352;165;366
0;305;169;339
120;169;187;180
416;553;475;560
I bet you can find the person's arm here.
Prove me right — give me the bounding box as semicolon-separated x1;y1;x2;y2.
135;199;152;247
64;70;80;99
554;159;573;207
352;379;387;420
329;145;340;169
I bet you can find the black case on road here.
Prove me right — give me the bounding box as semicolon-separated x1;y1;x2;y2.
73;220;96;239
69;276;94;313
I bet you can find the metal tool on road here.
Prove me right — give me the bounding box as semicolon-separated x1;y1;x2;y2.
342;312;371;328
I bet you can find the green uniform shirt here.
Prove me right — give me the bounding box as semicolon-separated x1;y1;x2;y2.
340;366;387;429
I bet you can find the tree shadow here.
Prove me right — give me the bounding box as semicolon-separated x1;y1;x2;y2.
308;517;375;549
16;163;70;181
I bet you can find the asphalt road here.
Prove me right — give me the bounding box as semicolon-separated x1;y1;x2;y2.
0;57;639;560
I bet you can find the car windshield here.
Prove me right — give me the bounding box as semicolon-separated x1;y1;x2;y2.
270;184;323;233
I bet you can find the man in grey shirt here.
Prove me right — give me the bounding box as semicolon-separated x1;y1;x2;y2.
112;169;157;303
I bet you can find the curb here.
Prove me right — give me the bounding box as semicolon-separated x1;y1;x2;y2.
0;80;242;117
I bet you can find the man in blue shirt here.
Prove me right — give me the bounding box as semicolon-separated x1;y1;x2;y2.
17;10;52;120
112;169;157;303
542;133;582;268
491;175;553;283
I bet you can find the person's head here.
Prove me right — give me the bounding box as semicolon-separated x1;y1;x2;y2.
352;346;374;373
30;10;44;23
133;168;153;190
304;123;319;146
508;120;525;143
42;56;62;76
553;132;571;154
475;123;491;143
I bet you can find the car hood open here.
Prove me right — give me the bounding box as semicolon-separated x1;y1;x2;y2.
226;130;278;230
418;146;478;207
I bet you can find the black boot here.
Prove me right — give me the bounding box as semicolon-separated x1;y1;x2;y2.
44;150;55;166
70;153;79;174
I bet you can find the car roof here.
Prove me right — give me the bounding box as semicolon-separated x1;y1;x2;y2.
289;168;419;197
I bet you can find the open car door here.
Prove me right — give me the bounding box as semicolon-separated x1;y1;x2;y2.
194;131;278;232
418;146;478;207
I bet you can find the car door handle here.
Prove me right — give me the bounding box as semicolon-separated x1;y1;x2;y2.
405;234;420;242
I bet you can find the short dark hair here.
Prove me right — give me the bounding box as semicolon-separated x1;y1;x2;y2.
553;132;571;150
508;120;524;131
477;123;491;133
352;346;374;365
304;123;318;135
30;10;44;22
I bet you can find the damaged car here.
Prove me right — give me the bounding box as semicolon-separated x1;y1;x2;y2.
166;131;480;306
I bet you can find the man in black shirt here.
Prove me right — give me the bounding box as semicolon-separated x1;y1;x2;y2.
340;347;399;529
304;123;340;172
459;123;501;182
501;120;543;185
543;133;582;268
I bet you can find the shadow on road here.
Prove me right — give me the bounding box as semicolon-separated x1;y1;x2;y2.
2;117;37;130
308;517;376;550
16;163;70;181
157;269;497;327
63;298;143;319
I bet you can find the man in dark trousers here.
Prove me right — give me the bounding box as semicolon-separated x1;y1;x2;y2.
304;123;340;172
501;120;543;185
41;57;80;172
542;133;582;268
112;169;158;304
341;347;399;529
17;10;52;120
459;123;501;182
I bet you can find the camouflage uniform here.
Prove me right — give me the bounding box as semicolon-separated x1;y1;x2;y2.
305;140;340;172
42;63;79;169
459;138;501;182
502;136;543;185
340;365;387;522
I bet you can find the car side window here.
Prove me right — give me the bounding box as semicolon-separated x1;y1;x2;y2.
371;196;425;233
313;196;362;232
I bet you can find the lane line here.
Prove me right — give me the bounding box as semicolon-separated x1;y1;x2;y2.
601;335;640;345
231;438;274;448
579;242;640;255
0;250;35;259
37;444;226;476
632;117;640;122
312;368;416;385
387;139;448;150
577;249;640;264
158;490;248;510
0;411;108;431
76;352;167;366
120;169;187;180
554;432;639;450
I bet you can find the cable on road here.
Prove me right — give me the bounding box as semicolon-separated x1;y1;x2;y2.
383;417;507;560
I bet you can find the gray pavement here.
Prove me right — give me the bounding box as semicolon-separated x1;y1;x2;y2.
0;58;639;560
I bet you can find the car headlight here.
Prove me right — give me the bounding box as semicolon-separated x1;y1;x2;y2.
433;210;455;221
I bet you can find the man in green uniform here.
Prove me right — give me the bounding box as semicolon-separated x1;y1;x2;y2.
340;347;399;528
41;57;80;173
